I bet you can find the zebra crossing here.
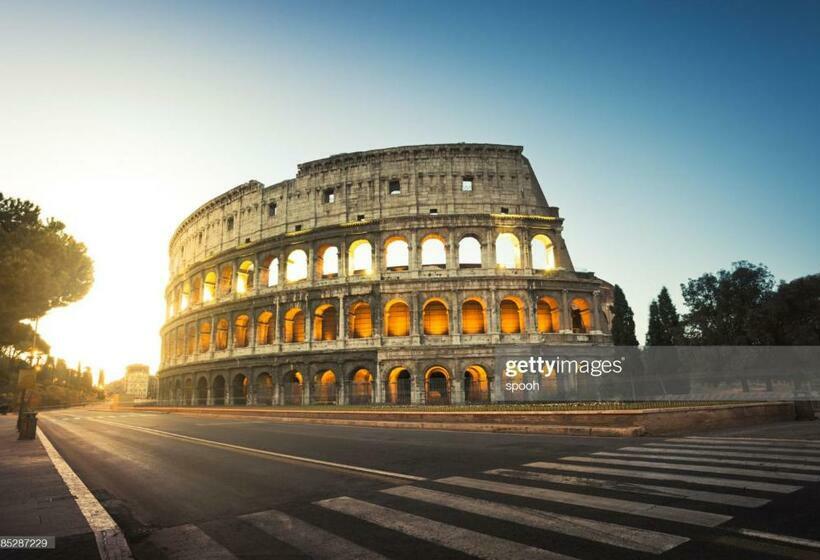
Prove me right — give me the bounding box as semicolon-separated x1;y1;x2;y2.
139;435;820;559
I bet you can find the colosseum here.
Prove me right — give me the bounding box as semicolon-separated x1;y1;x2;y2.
158;143;614;407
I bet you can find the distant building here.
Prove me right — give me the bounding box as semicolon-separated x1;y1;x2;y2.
124;364;150;399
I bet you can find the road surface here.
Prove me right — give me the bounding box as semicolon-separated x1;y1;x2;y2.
37;408;820;560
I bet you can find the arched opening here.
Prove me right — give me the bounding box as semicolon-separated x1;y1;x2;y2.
212;375;226;405
387;368;411;404
232;373;249;405
458;236;482;268
425;367;450;405
256;373;273;405
260;256;279;287
531;235;556;270
384;299;410;337
495;233;521;269
196;377;208;406
349;302;372;338
464;365;490;403
203;271;217;303
314;370;337;405
191;277;202;305
316;245;339;278
423;299;449;335
215;319;229;350
283;371;303;405
183;378;193;405
173;379;182;405
237;260;255;294
537;296;561;333
234;314;250;347
284;308;305;343
500;297;525;334
175;327;184;357
286;250;308;282
384;237;409;271
571;297;592;333
313;304;338;341
421;235;446;268
350;369;373;405
198;321;211;353
219;264;233;296
180;281;190;311
256;311;274;345
186;325;196;355
348;239;373;276
461;299;486;334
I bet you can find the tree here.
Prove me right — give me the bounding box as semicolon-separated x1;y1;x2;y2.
646;287;681;346
680;261;774;345
749;274;820;345
610;285;638;346
0;193;94;335
0;321;50;361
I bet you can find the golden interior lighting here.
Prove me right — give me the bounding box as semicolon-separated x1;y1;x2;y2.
236;260;255;294
256;311;273;345
423;299;449;335
349;302;372;338
461;299;486;334
499;297;525;333
384;300;410;336
537;296;560;333
313;304;337;340
284;307;305;342
349;240;373;275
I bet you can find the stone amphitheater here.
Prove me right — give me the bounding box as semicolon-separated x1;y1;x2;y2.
158;143;614;407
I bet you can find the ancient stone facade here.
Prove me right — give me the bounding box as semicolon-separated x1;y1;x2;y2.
158;143;613;406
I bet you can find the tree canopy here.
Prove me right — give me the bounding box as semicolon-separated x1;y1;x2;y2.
646;287;681;345
610;285;638;346
749;273;820;345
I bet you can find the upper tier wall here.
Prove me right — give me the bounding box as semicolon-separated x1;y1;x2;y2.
168;144;555;276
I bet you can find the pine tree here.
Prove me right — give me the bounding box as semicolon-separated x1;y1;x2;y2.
610;285;638;346
646;287;681;345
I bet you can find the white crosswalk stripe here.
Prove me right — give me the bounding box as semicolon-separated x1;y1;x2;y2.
679;436;820;449
240;509;387;559
143;523;236;560
485;467;769;508
652;442;820;457
317;496;578;560
618;445;820;464
382;484;689;554
525;461;801;493
665;439;820;455
436;476;731;527
561;455;820;482
593;451;820;472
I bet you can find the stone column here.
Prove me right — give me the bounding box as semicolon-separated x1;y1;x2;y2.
561;289;572;333
451;378;464;404
338;295;346;341
411;374;422;404
591;290;603;334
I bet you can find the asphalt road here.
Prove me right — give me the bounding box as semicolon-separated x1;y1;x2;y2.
38;409;820;560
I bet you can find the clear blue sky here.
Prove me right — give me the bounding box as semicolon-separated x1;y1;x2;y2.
1;0;818;377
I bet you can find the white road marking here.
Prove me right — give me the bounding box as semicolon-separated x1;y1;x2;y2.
735;528;820;550
654;442;820;457
485;468;769;508
668;438;820;454
382;485;688;554
143;524;236;559
240;509;387;559
594;451;820;472
88;418;425;482
37;426;134;560
562;456;820;482
436;476;731;527
525;461;800;493
619;445;820;464
317;496;577;560
681;436;820;448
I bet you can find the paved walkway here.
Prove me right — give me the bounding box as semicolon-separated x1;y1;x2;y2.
0;414;98;559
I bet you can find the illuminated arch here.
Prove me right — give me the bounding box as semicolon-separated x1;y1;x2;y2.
571;297;592;333
387;367;411;404
219;264;233;296
313;304;338;341
537;296;560;334
198;321;211;353
348;239;373;275
233;314;250;347
283;307;305;343
384;299;410;337
186;324;196;355
349;302;373;338
384;237;409;270
203;271;217;303
237;260;255;294
180;281;191;311
314;370;337;405
316;245;339;278
423;298;449;335
421;234;446;267
175;327;184;357
232;373;249;405
190;277;202;305
215;319;229;350
256;311;274;345
458;236;482;267
256;372;273;405
499;296;526;334
531;234;556;270
464;365;490;403
424;366;450;405
461;298;486;334
350;368;373;405
282;371;303;405
495;233;521;269
260;255;279;287
286;250;308;282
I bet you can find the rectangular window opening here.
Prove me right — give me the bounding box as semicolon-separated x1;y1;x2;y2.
323;188;336;204
462;176;473;192
227;216;234;230
500;207;509;214
388;180;401;195
268;202;277;217
429;208;438;215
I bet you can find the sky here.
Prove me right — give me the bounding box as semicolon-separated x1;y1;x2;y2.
1;0;818;381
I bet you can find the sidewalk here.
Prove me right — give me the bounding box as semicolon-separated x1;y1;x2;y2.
0;415;98;559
